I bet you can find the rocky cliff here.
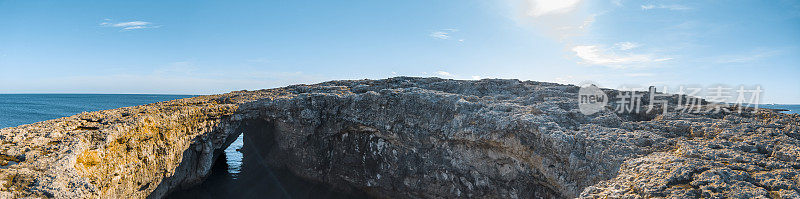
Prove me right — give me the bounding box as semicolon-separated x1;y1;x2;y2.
1;77;798;198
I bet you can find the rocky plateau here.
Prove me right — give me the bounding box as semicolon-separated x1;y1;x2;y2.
0;77;798;199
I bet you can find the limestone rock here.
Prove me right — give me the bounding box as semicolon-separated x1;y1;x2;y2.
0;77;797;199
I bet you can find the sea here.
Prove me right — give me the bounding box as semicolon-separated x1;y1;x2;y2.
758;104;800;114
0;94;798;198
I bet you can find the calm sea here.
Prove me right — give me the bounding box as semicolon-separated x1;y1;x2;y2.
0;94;194;128
758;104;800;114
0;94;797;198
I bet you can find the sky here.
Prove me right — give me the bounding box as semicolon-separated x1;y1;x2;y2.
0;0;798;103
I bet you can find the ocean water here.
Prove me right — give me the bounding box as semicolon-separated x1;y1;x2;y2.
758;104;800;114
1;94;797;198
0;94;194;128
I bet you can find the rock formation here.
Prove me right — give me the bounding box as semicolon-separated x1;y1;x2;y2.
0;77;798;198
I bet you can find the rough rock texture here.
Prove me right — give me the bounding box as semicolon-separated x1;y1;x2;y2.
0;92;281;198
579;112;800;199
0;77;798;198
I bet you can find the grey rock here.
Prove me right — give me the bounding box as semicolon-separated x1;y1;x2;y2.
0;77;797;199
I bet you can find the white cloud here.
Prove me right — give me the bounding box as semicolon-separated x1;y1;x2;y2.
430;31;450;40
572;45;672;67
435;71;454;77
110;21;150;27
508;1;673;69
578;14;596;30
614;42;640;50
471;75;481;80
429;29;459;40
526;0;582;16
641;4;691;11
100;20;159;31
122;26;148;30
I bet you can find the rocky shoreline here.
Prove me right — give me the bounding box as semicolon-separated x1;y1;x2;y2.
1;77;798;198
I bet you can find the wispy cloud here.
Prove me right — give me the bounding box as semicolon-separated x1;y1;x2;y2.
509;1;677;69
429;29;459;40
526;0;582;16
614;42;640;50
641;4;692;11
578;14;596;30
435;71;454;77
426;71;483;80
100;19;159;31
572;45;672;67
430;31;451;40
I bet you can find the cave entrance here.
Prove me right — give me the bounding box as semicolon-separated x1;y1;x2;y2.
165;119;369;199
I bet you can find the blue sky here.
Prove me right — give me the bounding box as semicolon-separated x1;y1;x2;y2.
0;0;798;103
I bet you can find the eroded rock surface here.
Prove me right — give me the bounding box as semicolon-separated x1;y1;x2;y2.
0;77;798;198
